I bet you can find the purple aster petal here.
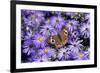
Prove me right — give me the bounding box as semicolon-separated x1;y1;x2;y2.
33;33;47;48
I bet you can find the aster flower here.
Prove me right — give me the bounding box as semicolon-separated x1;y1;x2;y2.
22;25;37;40
22;10;45;31
57;47;72;60
57;47;67;60
38;47;56;58
27;11;45;25
22;39;35;55
68;38;83;53
40;24;57;37
33;33;47;48
78;48;90;60
50;16;65;31
32;11;45;24
65;20;79;32
80;23;90;38
68;51;79;60
69;30;80;39
25;26;34;38
21;10;35;19
75;13;85;21
34;55;49;62
22;16;37;35
22;14;36;27
81;13;90;24
84;13;90;21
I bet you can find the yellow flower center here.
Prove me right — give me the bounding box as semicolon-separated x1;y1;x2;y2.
44;49;48;53
80;53;84;58
39;37;44;42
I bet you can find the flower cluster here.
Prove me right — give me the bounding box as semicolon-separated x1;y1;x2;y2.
21;10;90;63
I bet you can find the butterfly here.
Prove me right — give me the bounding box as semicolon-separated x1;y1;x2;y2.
48;27;68;48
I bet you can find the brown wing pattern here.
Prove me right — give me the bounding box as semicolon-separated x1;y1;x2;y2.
48;27;68;49
59;27;68;45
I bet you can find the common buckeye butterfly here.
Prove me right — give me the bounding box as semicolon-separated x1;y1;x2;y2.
48;27;68;48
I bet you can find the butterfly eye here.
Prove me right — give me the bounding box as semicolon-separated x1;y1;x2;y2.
51;39;55;44
50;37;55;44
64;29;68;35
